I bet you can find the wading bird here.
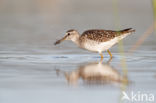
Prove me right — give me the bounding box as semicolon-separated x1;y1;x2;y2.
54;28;135;60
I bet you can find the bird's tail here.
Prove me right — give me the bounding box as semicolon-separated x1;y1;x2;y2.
120;28;135;34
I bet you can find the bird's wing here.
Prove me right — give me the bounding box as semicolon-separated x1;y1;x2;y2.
80;28;135;42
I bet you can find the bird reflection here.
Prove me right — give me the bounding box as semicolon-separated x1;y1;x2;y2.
55;59;127;86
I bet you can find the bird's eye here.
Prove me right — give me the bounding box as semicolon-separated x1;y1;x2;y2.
67;33;70;35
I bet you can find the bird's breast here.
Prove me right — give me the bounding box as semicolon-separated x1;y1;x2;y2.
79;34;128;52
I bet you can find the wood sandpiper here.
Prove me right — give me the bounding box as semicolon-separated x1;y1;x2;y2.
54;28;135;60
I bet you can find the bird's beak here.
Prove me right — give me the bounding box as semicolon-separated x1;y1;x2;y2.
54;35;67;45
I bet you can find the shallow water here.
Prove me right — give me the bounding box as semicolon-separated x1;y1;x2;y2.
0;0;156;103
0;48;156;103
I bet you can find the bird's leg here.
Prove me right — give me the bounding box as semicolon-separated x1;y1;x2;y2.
107;50;112;58
100;53;104;61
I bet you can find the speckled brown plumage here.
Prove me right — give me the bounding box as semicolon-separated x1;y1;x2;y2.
54;28;135;59
80;28;135;42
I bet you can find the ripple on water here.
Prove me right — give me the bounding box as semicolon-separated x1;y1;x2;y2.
0;50;156;64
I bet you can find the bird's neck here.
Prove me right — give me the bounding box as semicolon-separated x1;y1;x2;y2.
71;34;80;46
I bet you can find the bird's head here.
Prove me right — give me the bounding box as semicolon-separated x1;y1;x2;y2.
54;29;79;45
